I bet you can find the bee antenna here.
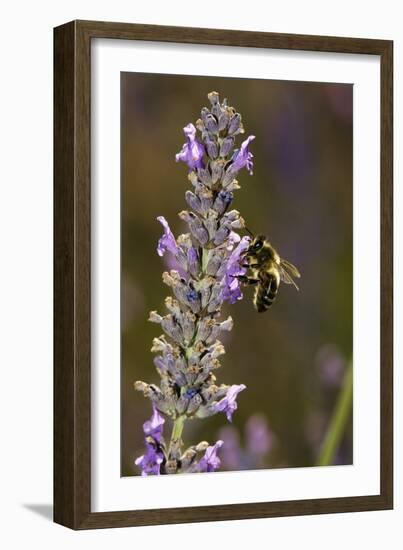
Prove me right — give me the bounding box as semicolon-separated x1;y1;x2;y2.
244;226;254;237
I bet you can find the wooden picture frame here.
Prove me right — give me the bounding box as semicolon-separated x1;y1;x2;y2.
54;19;393;529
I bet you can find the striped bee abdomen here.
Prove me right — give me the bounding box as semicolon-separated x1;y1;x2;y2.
245;236;300;313
253;272;279;313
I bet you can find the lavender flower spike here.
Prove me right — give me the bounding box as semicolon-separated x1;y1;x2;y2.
157;216;178;257
135;92;255;475
175;123;205;171
214;384;246;421
231;135;255;175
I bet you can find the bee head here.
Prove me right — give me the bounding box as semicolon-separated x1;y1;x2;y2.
248;235;266;253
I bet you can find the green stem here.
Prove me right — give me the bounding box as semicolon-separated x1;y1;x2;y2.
201;248;211;274
168;415;186;456
316;361;353;467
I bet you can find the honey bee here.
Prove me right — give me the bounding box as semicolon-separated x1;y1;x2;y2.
239;234;301;312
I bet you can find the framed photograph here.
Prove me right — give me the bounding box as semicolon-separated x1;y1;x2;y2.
54;20;393;529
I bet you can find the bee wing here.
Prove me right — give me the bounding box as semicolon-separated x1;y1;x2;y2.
279;265;300;290
280;259;301;278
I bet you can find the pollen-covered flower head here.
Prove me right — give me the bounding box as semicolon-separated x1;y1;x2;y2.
175;123;205;171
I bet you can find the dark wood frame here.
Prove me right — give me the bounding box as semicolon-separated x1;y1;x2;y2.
54;19;393;530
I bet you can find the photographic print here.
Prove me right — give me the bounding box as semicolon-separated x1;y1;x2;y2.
121;73;353;477
54;21;393;528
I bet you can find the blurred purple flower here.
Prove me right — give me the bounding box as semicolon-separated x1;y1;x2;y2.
316;345;345;388
214;384;246;421
218;414;274;471
218;426;243;470
231;135;255;175
157;216;178;257
221;236;251;304
175;123;205;171
245;414;273;457
198;440;223;472
270;105;311;184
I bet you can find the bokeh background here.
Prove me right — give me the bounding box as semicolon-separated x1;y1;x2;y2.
121;72;353;476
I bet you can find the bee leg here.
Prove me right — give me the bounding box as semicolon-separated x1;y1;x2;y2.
241;263;259;268
235;275;259;285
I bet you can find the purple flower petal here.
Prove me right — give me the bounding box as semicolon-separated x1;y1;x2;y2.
157;216;178;257
214;384;246;421
162;252;187;279
175;123;205;171
187;246;198;265
135;443;164;476
198;440;223;472
221;236;251;304
135;407;166;476
143;406;165;442
230;135;255;175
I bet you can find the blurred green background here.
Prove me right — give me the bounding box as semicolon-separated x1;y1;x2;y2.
121;72;353;476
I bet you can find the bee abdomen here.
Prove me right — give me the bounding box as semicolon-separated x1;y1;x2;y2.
254;277;279;313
